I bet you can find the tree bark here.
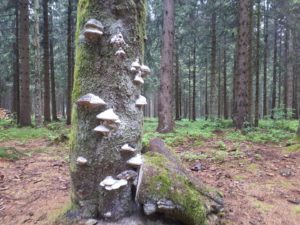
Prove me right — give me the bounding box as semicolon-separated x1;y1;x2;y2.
49;5;58;121
271;18;278;119
205;57;208;120
19;0;31;126
175;50;181;120
263;0;269;117
157;0;175;133
223;35;228;119
70;0;146;220
66;0;73;125
248;0;254;124
233;0;251;129
210;4;217;119
43;0;51;122
286;29;294;112
254;0;260;127
192;42;196;121
12;1;20;123
33;0;43;127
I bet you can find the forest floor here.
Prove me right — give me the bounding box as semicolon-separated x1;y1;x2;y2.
0;119;299;225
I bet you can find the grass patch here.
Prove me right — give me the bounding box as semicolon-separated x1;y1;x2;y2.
180;152;207;162
251;199;273;212
0;146;24;160
285;144;300;153
292;205;300;215
0;120;70;143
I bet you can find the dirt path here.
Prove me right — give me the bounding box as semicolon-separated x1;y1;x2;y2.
0;139;70;225
0;138;299;225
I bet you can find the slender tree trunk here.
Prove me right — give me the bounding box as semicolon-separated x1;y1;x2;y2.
33;0;43;127
175;50;181;120
205;58;208;120
278;25;283;108
286;29;294;113
70;0;146;219
12;1;20;123
192;43;196;121
43;0;51;122
248;0;254;124
188;52;192;121
254;0;260;127
263;0;269;117
218;47;221;118
223;35;228;119
271;18;278;119
210;6;217;119
49;5;58;121
66;0;73;125
19;0;31;126
233;0;251;129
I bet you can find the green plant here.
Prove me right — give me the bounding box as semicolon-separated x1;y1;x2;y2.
180;152;207;162
0;147;24;160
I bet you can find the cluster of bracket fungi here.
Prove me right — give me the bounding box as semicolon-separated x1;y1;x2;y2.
76;19;149;193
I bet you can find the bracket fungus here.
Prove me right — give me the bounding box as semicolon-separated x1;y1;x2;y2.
117;170;138;181
100;176;128;191
133;72;144;85
94;125;110;135
126;154;143;167
121;144;136;152
135;95;147;107
76;156;88;165
110;33;126;47
115;47;126;60
77;93;106;108
96;109;120;122
83;19;104;42
140;65;151;77
131;59;141;69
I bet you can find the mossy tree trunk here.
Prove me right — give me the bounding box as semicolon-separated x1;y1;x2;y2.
70;0;146;221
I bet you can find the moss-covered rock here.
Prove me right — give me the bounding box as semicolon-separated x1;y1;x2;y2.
136;139;223;225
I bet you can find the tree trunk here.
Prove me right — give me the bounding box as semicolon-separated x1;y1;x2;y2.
233;0;251;129
286;29;294;112
175;50;181;120
188;52;192;121
271;18;278;119
223;35;228;119
157;0;175;133
70;0;146;220
263;0;269;117
248;0;254;125
19;0;31;126
49;5;58;121
66;0;73;125
12;1;20;123
192;43;196;121
205;58;208;120
33;0;43;127
210;6;217;119
254;0;260;127
43;0;51;122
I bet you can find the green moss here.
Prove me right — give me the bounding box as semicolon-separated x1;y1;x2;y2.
0;147;23;160
180;152;207;162
251;199;273;212
292;205;300;215
144;152;206;225
285;144;300;153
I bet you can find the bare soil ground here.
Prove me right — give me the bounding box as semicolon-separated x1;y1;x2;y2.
0;137;299;225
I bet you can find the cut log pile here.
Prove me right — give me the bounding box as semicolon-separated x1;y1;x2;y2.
0;108;12;120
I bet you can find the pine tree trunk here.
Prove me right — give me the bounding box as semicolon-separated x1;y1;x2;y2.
12;1;20;123
43;0;51;122
33;0;43;127
205;58;208;120
263;0;269;117
233;0;251;129
271;19;278;119
210;7;217;119
157;0;175;133
188;52;192;121
66;0;72;125
248;0;254;124
49;5;58;121
286;29;294;112
19;0;31;126
70;0;146;220
254;0;260;127
175;50;181;120
192;43;196;121
223;35;228;119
